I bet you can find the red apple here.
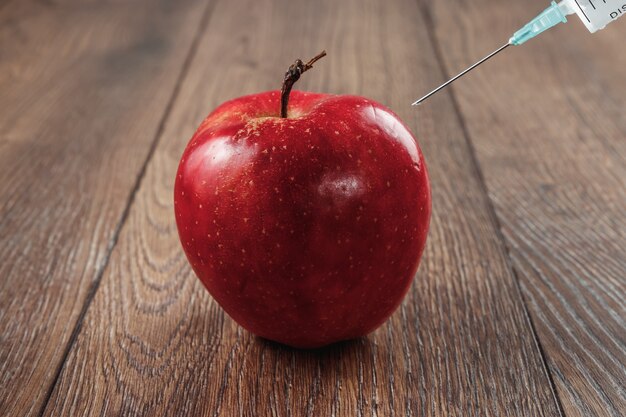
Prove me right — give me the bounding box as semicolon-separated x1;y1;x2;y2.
175;55;430;348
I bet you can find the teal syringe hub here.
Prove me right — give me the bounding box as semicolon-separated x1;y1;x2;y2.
510;1;567;45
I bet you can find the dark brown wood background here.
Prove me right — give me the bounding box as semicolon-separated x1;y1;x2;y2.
0;0;624;416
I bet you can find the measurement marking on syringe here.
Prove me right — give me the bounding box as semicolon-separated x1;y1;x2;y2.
574;0;592;21
589;0;596;10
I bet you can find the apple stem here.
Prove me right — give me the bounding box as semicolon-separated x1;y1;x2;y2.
280;50;327;118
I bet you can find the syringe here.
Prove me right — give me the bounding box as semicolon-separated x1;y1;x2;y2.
412;0;626;106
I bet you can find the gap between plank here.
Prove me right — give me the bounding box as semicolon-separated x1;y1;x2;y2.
0;0;15;15
36;0;219;415
414;2;567;416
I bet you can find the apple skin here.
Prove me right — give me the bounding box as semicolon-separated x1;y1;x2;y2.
174;90;430;348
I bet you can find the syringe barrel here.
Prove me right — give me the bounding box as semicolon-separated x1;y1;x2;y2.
559;0;626;32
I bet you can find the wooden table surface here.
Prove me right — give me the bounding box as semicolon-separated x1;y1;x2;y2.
1;0;624;415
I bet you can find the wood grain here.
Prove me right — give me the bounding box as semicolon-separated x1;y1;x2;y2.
39;0;565;415
423;0;626;416
0;0;213;415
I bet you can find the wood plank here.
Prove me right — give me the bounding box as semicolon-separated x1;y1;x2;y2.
423;0;626;416
0;1;213;416
42;0;563;415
